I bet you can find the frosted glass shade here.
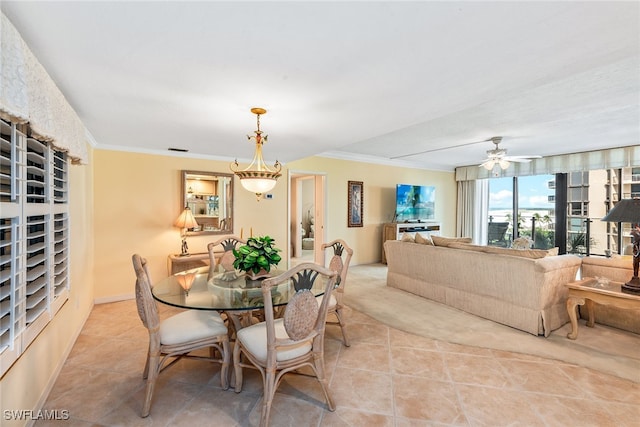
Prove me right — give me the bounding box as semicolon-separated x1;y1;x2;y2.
240;176;278;194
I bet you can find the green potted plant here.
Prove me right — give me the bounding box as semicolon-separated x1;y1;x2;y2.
233;235;282;279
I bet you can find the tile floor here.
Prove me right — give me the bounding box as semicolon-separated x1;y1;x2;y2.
35;298;638;426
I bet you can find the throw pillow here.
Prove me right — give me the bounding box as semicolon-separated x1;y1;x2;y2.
431;235;472;247
414;233;433;245
400;233;415;243
511;236;534;249
547;247;559;256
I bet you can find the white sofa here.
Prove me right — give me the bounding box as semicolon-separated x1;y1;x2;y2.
581;256;639;334
384;239;582;336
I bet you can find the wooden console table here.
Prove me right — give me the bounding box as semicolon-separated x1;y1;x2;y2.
167;249;227;275
167;253;210;275
566;277;640;339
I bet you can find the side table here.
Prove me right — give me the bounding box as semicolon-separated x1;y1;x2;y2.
566;277;640;340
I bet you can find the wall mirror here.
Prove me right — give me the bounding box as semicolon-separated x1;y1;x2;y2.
182;170;234;235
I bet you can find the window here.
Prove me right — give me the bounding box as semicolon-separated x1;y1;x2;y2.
569;201;588;216
0;118;69;376
569;171;588;186
630;167;640;197
487;167;637;256
488;175;555;249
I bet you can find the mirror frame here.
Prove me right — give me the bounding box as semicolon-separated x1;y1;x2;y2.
181;170;234;236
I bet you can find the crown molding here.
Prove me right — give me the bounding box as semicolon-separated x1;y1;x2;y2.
93;143;257;164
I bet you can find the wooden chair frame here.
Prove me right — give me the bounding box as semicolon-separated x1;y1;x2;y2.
132;254;230;417
207;235;246;280
233;262;338;427
321;239;353;346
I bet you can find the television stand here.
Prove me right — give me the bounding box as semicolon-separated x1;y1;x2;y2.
381;221;441;263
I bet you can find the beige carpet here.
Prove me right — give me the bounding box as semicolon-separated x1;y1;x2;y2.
345;264;639;383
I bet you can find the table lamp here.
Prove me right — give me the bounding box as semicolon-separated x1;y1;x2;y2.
601;198;640;293
174;207;198;256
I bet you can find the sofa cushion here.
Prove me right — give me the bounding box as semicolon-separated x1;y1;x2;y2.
447;242;488;252
484;246;548;259
414;233;434;245
447;242;551;259
400;232;415;243
431;236;472;247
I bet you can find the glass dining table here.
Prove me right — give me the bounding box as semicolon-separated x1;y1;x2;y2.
152;266;328;332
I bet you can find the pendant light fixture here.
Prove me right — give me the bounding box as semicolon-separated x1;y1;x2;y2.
231;107;282;200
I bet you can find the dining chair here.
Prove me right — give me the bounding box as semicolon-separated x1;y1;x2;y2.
132;254;230;418
233;262;338;427
319;239;353;346
207;235;246;280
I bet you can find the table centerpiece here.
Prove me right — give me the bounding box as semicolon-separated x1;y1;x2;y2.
233;235;282;280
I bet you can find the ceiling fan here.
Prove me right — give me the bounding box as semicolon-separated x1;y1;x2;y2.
479;136;541;171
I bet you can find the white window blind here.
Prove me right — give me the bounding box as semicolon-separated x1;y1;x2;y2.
0;118;69;376
455;145;640;182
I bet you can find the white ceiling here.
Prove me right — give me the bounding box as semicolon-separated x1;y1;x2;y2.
2;1;638;171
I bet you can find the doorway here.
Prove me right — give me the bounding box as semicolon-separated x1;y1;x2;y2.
289;171;326;267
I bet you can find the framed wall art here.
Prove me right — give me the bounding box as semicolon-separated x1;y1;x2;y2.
347;180;363;227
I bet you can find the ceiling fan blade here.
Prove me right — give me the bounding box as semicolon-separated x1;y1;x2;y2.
503;156;542;163
505;155;542;160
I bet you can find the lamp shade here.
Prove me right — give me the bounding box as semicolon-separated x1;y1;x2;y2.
175;272;196;293
601;198;640;224
174;207;198;229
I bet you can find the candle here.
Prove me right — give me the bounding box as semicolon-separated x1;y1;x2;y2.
240;228;243;239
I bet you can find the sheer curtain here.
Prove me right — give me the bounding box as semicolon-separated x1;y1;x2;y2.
456;179;488;243
474;179;489;244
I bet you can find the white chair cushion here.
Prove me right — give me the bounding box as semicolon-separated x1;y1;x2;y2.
160;310;227;345
315;293;337;309
237;318;312;363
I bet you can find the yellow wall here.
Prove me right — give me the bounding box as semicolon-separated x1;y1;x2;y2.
92;150;289;300
287;156;457;263
0;147;95;427
93;150;456;300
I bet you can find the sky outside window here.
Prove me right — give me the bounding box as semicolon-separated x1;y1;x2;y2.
489;175;554;209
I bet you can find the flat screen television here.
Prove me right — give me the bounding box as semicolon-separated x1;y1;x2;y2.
395;184;435;222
